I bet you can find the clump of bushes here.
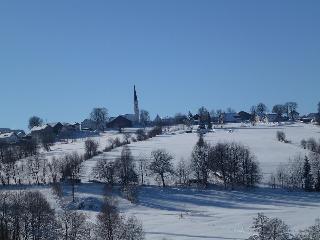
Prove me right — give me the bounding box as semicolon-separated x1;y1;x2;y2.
301;137;320;153
136;129;147;141
148;126;163;138
104;137;127;152
84;139;99;159
248;213;320;240
276;131;286;142
276;131;291;143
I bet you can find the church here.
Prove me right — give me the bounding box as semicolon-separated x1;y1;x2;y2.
106;85;140;129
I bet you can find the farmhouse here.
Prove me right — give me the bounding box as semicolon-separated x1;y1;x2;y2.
106;115;133;129
0;132;19;144
224;112;241;123
30;124;54;140
81;119;96;131
48;122;63;135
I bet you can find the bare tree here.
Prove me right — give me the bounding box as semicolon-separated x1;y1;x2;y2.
95;196;122;240
198;106;209;126
115;145;137;187
272;104;286;122
249;213;290;240
60;152;83;202
137;156;148;185
85;139;99;159
250;106;257;125
256;103;268;116
285;102;298;120
149;149;174;187
123;132;131;144
28;116;43;130
90;107;108;131
60;210;91;240
93;158;116;186
208;142;261;189
276;131;286;142
140;110;150;127
135;129;147;141
175;159;191;185
95;196;145;240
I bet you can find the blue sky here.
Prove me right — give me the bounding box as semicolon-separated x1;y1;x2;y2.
1;1;320;130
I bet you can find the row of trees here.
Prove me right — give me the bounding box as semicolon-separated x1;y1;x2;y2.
248;213;320;240
191;135;261;188
0;191;144;240
89;108;151;131
270;152;320;191
93;135;261;190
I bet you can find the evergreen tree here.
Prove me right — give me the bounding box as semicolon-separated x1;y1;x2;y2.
314;172;320;192
303;156;313;191
207;112;212;130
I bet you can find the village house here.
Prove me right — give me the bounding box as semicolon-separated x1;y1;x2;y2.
106;115;133;129
48;122;64;135
30;124;54;141
81;119;96;131
0;132;19;144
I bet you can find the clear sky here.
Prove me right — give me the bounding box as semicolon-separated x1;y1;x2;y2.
1;0;319;130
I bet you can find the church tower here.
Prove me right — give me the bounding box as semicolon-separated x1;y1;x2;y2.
134;85;140;123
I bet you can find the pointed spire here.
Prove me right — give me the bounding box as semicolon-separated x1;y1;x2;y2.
134;85;138;102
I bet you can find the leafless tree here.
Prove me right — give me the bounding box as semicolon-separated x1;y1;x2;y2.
60;152;83;202
285;102;298;120
85;139;99;159
123;132;131;144
175;159;191;185
208;142;261;189
90;107;108;131
60;210;91;240
256;103;268;116
135;129;147;141
95;196;122;240
93;158;116;186
272;104;286;122
140;110;150;127
149;149;174;187
115;146;137;187
95;196;144;240
28;116;43;130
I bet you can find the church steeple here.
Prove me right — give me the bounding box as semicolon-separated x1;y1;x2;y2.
134;85;139;123
134;85;138;102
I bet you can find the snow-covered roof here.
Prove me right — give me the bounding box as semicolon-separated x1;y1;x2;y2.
31;124;50;132
0;132;17;139
48;122;62;127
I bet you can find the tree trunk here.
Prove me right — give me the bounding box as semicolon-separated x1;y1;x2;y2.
161;174;165;187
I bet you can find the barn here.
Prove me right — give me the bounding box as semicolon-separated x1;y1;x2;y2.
106;116;133;129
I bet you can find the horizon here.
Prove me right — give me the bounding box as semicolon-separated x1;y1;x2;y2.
1;0;320;130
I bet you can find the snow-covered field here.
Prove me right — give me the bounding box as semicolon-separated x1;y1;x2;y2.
3;123;320;239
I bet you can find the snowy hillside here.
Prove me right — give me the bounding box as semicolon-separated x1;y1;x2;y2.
2;123;320;240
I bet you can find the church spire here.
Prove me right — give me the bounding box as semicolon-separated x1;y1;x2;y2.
134;85;138;102
134;85;139;123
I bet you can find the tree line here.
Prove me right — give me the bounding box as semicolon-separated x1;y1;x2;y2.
0;190;144;240
93;134;262;193
248;213;320;240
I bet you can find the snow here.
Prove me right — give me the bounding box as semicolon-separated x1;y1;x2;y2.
2;123;320;239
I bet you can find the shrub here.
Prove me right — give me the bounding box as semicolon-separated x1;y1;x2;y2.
136;129;147;141
148;126;163;138
84;139;99;159
276;131;286;142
